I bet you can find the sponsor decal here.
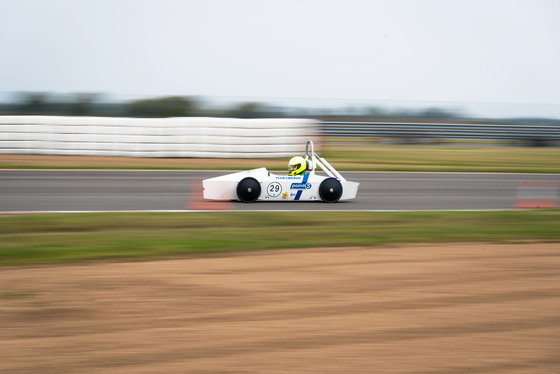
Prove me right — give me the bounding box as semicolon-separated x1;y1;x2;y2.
275;176;299;180
290;182;312;190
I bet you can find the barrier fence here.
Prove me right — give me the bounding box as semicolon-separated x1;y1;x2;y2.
1;116;559;158
323;121;560;146
0;116;320;158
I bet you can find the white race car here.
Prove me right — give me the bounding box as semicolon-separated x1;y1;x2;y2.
203;141;359;203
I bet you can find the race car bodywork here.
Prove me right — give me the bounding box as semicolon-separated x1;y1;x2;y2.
203;141;359;203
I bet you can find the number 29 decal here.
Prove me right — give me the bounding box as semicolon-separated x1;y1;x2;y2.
267;182;282;197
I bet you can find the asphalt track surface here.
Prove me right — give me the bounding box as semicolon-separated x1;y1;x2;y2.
1;170;559;212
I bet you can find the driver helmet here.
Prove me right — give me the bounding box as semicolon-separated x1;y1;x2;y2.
288;156;306;176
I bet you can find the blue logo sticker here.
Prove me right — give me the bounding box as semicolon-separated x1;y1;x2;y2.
290;183;312;190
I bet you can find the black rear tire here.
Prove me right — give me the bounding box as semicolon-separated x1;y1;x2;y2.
236;177;261;203
319;178;343;203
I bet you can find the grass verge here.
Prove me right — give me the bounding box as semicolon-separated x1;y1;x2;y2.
1;144;559;173
1;210;559;266
322;144;560;173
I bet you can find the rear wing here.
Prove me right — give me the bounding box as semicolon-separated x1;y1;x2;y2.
304;140;346;182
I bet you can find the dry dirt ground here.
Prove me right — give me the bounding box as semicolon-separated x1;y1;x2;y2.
1;243;559;373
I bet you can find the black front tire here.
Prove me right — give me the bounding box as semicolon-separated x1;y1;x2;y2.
319;178;343;203
236;177;261;203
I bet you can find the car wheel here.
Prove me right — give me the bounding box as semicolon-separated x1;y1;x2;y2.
236;177;261;203
319;178;343;203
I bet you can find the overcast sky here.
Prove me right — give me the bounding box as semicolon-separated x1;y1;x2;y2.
1;0;559;118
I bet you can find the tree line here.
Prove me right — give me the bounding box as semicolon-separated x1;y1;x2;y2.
0;91;491;121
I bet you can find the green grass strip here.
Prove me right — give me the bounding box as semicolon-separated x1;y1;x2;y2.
2;144;560;173
323;144;560;173
1;210;559;266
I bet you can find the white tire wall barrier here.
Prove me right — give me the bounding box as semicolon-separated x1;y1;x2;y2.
0;116;321;158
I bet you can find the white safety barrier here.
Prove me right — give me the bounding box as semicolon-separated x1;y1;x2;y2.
0;116;320;158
